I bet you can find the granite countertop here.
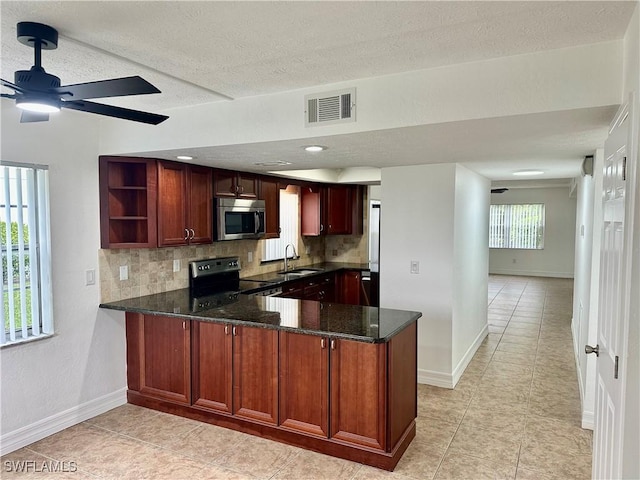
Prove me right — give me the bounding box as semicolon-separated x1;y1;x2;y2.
239;262;372;287
99;287;421;343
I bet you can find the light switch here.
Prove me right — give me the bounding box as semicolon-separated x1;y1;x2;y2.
86;269;96;286
173;259;181;272
248;251;253;263
119;265;128;281
410;261;419;274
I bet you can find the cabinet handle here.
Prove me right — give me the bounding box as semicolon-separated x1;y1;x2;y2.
225;325;229;335
321;338;326;349
184;228;189;240
182;321;186;330
320;224;324;232
239;184;245;194
232;326;237;336
189;228;195;239
330;339;336;350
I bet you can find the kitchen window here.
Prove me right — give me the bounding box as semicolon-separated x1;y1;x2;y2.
263;188;299;262
1;163;53;346
489;203;545;249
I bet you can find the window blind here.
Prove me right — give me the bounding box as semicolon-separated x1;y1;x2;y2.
489;203;545;249
263;189;299;262
1;164;53;346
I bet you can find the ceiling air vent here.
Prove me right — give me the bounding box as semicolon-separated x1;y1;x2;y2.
305;88;356;127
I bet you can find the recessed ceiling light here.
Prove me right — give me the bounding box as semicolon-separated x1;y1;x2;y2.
304;145;327;153
513;170;544;176
176;155;194;160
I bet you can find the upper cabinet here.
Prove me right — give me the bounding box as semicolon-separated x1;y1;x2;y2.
259;176;281;239
301;184;363;236
214;169;258;199
99;156;158;249
157;161;213;247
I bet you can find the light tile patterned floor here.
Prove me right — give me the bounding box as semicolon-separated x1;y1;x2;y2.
2;275;591;479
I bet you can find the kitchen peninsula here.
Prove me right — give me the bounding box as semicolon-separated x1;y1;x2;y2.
100;290;420;470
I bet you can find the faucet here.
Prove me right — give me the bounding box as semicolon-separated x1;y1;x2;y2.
284;243;298;272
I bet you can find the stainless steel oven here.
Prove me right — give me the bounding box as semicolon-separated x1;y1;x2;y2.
216;198;265;241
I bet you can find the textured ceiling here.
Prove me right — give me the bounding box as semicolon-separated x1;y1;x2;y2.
1;1;636;181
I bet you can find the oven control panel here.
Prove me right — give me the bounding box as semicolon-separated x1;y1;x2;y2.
190;257;240;279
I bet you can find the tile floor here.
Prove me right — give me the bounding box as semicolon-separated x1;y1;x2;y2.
2;275;591;479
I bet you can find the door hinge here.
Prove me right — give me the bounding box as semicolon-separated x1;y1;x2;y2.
614;355;619;379
622;157;626;181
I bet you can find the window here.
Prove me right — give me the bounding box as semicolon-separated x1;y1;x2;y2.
262;188;299;262
1;163;53;346
489;203;545;249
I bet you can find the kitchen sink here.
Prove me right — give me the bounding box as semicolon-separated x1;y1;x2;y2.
279;268;323;276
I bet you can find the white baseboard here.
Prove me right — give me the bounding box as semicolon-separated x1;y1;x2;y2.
418;325;489;389
489;268;574;279
582;411;595;430
0;388;127;456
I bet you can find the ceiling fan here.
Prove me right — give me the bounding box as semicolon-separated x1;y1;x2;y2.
1;22;169;125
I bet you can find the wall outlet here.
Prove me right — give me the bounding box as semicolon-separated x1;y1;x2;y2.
119;265;128;281
305;245;311;255
410;260;419;274
248;251;253;263
173;259;181;272
512;258;517;264
85;269;96;286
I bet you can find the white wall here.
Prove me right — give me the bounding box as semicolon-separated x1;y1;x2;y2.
452;166;490;379
0;102;127;454
571;149;604;430
489;187;577;278
380;164;488;387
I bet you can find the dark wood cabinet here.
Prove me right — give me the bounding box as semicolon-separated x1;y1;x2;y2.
301;184;363;236
126;313;190;405
192;322;233;414
259;176;281;239
214;169;259;199
157;161;212;246
338;270;362;305
233;325;279;424
279;331;329;437
99;156;157;248
330;337;387;450
191;322;278;425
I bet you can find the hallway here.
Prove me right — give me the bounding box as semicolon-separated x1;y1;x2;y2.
1;275;591;479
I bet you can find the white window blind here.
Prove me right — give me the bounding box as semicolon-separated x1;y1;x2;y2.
489;204;545;249
263;189;299;262
1;163;53;346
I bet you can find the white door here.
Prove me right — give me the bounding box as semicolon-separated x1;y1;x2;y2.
591;98;635;479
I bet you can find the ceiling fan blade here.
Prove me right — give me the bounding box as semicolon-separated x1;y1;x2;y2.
54;76;161;100
20;111;49;123
62;99;168;125
1;78;25;93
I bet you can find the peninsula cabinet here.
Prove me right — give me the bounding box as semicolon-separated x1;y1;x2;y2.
214;169;259;199
157;160;213;246
99;156;157;248
125;313;191;405
191;321;279;425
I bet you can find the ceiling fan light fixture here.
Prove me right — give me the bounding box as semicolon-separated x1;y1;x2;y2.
513;169;544;176
16;96;60;113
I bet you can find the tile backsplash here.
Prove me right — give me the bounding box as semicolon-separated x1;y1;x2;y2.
99;234;366;302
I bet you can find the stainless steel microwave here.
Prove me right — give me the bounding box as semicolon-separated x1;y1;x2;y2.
216;198;265;241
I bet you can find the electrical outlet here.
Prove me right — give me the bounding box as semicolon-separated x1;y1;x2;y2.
512;258;517;264
119;265;128;281
85;269;96;286
305;245;311;255
410;260;419;274
173;259;181;272
248;251;253;263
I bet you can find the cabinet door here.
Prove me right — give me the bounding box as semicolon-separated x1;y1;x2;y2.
233;326;279;424
339;271;361;305
330;338;387;450
301;186;322;236
279;332;329;437
237;173;259;199
187;166;213;244
260;177;281;239
213;170;238;198
192;322;233;414
325;185;351;235
157;161;189;246
132;314;191;405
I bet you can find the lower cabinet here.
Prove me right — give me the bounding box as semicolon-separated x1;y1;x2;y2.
192;321;278;424
125;313;417;470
